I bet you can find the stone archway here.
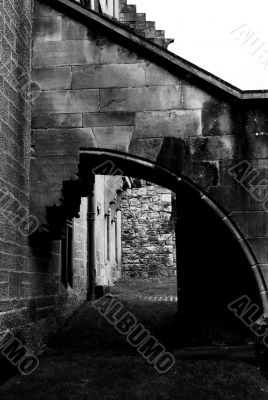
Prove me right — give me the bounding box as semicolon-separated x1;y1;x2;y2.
77;149;264;333
30;0;268;348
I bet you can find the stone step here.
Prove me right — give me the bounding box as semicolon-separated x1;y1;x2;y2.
120;12;146;22
136;21;155;30
121;4;137;13
150;37;172;48
155;30;165;38
118;2;174;49
142;28;157;39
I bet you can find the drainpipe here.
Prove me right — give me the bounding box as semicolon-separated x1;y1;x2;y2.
87;175;96;301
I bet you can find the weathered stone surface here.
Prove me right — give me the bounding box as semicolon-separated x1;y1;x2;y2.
72;63;146;89
34;128;97;156
201;106;233;136
93;126;134;151
100;40;145;64
32;66;71;90
100;86;182;112
62;18;90;40
247;238;268;264
186;162;219;190
246;135;268;159
182;83;226;110
83;112;135;127
33;41;100;67
129;138;164;161
230;211;268;238
30;156;79;183
33;16;63;42
33;90;99;114
134;110;201;138
208;186;251;212
33;1;55;17
32;113;82;129
188;136;238;161
121;181;176;279
259;265;268;290
145;63;182;86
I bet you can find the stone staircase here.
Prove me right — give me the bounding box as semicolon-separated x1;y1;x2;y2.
118;0;174;49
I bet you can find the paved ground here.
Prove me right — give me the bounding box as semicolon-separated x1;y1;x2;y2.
1;279;268;399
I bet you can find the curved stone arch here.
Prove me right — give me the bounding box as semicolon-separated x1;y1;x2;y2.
78;148;266;313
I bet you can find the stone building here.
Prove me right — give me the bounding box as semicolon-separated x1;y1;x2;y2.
1;0;268;354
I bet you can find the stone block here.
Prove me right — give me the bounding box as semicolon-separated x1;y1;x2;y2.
202;106;233;136
32;66;71;90
62;18;90;40
83;112;135;127
134;110;201;138
247;238;268;264
100;86;182;112
188;136;238;161
9;272;20;299
259;265;268;290
129;138;164;161
2;254;25;271
93;126;134;151
35;128;96;156
182;83;227;110
33;89;99;114
208;185;250;213
32;113;82;129
33;1;54;17
247;136;268;159
72;64;146;89
33;40;100;67
231;211;268;238
100;40;146;64
30;156;79;183
161;194;171;202
146;63;182;86
33;16;62;42
0;283;8;299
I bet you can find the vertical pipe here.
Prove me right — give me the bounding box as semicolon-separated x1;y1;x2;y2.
175;188;181;313
87;175;96;300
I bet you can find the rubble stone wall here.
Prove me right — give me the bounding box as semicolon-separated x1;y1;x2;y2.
121;182;176;279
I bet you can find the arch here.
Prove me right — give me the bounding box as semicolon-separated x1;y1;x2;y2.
78;148;265;316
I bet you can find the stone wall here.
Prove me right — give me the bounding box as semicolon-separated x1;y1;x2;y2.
121;181;176;279
28;0;268;331
0;0;36;334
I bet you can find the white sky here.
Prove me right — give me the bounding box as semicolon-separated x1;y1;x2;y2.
133;0;268;90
